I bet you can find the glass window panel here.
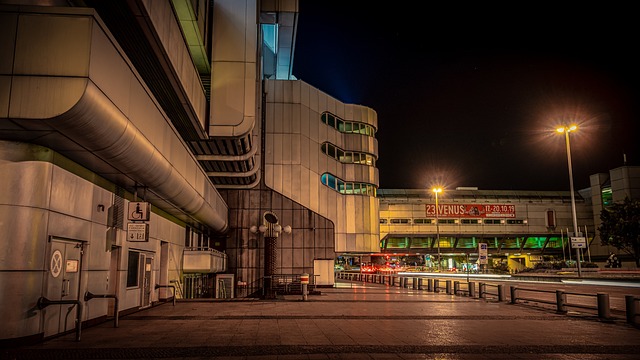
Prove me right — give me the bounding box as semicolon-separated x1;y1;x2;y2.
327;174;336;189
481;237;499;248
436;237;454;248
456;237;478;248
410;237;432;249
327;114;335;128
499;237;522;249
337;119;345;132
386;237;409;249
327;144;335;158
543;236;565;249
523;236;547;249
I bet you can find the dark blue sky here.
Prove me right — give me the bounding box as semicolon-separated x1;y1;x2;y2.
292;2;639;191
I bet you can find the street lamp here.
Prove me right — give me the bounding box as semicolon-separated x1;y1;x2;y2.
432;187;443;271
556;125;581;277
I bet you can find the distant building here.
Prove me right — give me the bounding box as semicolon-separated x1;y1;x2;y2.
375;165;639;272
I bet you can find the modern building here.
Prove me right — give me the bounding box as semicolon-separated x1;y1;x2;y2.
0;0;379;344
373;165;639;272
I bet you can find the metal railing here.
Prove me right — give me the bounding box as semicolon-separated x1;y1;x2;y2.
510;286;612;320
335;271;639;324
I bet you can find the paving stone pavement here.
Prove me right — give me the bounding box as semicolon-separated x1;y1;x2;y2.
3;280;639;360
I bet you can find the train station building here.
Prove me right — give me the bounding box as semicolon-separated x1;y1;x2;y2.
0;0;637;346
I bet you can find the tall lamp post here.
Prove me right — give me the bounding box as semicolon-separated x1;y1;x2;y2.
556;125;581;278
433;187;443;271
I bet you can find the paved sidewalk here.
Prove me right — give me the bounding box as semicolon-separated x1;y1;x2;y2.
3;280;640;359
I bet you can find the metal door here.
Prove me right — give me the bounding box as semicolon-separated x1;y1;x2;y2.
141;256;153;307
43;239;83;337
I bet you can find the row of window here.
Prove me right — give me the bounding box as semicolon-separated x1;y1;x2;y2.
380;218;527;225
321;173;377;197
321;143;376;166
381;235;573;251
321;112;376;137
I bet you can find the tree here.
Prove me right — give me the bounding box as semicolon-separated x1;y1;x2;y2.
598;197;640;267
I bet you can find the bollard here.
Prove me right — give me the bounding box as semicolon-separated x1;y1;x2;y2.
556;290;567;313
479;282;485;299
433;279;440;293
468;281;476;298
413;277;418;290
426;278;433;292
510;286;517;304
597;293;611;320
418;278;424;290
446;280;452;294
454;281;460;295
625;295;639;325
300;273;309;301
404;277;409;288
498;284;505;302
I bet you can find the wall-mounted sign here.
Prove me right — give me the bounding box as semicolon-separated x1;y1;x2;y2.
127;222;149;242
128;202;150;221
66;259;79;273
426;204;516;218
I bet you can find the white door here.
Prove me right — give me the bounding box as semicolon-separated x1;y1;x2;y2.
43;239;83;337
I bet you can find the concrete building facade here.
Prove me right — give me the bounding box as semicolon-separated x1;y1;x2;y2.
0;0;379;343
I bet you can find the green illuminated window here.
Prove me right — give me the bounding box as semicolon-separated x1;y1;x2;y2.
456;237;478;248
499;237;523;249
601;186;613;207
410;237;432;248
544;236;566;249
523;236;548;249
386;237;410;249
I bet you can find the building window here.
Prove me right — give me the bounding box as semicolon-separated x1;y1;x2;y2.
413;218;432;224
127;251;140;287
484;219;502;225
321;173;377;197
461;219;481;224
321;142;376;166
321;112;376;137
380;219;388;224
438;219;456;224
506;219;525;225
390;218;411;224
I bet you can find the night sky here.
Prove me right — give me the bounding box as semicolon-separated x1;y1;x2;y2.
291;2;639;191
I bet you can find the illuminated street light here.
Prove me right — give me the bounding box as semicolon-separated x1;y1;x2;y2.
433;187;443;271
556;125;581;277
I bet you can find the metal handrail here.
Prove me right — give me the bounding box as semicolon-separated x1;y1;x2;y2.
84;292;119;327
37;297;82;341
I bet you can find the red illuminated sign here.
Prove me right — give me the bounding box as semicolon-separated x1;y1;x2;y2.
425;204;516;218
